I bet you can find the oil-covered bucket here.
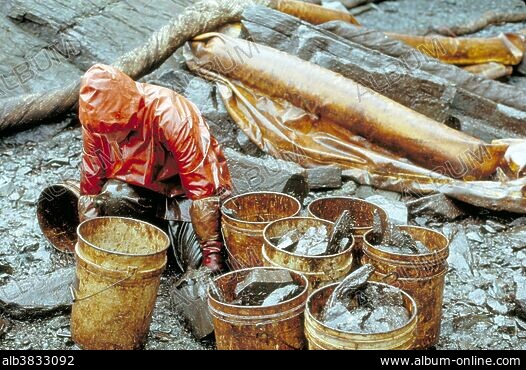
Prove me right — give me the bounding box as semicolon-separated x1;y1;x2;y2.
305;282;417;350
37;181;81;253
221;192;301;268
208;267;309;350
362;226;449;349
71;217;169;350
307;197;388;268
262;217;354;291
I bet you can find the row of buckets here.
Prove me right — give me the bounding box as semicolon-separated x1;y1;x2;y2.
41;186;449;350
218;193;449;350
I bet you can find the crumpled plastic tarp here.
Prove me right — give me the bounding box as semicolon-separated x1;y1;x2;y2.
185;33;526;213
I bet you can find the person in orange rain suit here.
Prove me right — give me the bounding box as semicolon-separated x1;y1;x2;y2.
78;64;232;273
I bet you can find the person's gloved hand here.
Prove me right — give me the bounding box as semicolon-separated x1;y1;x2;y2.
190;196;226;274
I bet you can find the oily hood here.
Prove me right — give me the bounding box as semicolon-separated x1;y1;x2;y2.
79;64;142;136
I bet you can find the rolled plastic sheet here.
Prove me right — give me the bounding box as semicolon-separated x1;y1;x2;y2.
274;2;525;66
274;0;359;25
185;33;526;213
463;62;514;80
388;33;525;66
188;33;507;180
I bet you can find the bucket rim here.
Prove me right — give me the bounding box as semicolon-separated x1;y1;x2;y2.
221;191;302;226
77;216;170;257
306;281;418;336
263;216;355;259
307;196;388;231
37;182;80;254
363;225;449;258
209;266;309;310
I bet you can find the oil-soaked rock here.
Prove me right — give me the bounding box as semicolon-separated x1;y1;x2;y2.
514;275;526;320
443;224;473;277
0;267;75;319
366;195;408;225
232;270;299;306
261;284;302;307
503;226;526;251
234;269;293;297
293;226;329;256
323;283;410;334
327;210;354;254
169;267;215;340
407;194;466;221
306;166;342;190
224;148;309;201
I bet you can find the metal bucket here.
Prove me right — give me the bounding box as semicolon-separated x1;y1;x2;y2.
71;217;169;350
305;282;417;350
221;192;301;269
262;217;353;291
362;226;449;349
37;181;80;253
208;267;309;350
307;197;388;269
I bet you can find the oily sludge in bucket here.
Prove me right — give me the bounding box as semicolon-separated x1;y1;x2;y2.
262;217;354;291
71;217;169;350
307;197;388;268
305;282;418;350
208;267;309;350
362;225;449;349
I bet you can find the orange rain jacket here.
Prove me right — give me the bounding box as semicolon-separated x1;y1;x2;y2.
79;64;232;201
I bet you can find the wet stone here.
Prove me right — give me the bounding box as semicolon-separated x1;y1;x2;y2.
232;282;301;307
374;223;430;255
327;210;355;255
466;231;484;243
170;267;215;340
321;1;348;12
306;166;342;190
503;226;526;251
323;282;410;334
273;226;331;256
407;194;465;221
272;229;300;252
224;148;309;202
366;195;408;225
0;267;75;319
294;226;329;256
234;269;293;297
486;297;509;315
261;284;302;307
443;224;473;277
468;288;487;306
325;264;375;309
514;275;526;320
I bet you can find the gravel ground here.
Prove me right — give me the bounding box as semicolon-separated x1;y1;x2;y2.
1;0;526;351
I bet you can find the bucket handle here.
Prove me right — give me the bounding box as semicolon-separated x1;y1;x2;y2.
70;267;138;303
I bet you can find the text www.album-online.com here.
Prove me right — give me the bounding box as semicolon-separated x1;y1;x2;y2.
380;356;521;366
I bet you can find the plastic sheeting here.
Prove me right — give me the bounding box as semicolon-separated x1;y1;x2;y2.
186;33;526;213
